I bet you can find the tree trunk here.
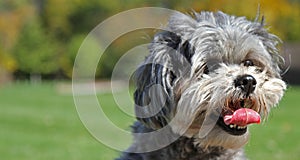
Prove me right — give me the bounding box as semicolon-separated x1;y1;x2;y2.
30;73;42;84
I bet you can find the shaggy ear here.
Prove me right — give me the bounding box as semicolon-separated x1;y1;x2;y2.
134;63;172;129
151;30;195;65
134;30;194;129
167;12;198;38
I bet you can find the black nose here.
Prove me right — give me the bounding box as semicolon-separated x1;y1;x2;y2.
234;75;257;96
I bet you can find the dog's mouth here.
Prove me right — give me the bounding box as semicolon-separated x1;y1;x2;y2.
217;98;261;136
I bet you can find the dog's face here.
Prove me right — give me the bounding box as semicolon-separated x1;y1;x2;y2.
134;11;286;149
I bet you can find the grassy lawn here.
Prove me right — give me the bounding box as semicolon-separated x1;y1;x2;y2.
245;86;300;159
0;82;299;159
0;82;124;160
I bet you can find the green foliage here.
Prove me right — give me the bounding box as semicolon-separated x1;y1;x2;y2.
173;0;300;41
73;35;102;78
12;18;59;75
62;34;85;78
0;0;299;80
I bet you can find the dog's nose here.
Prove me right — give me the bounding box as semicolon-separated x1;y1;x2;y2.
234;75;257;96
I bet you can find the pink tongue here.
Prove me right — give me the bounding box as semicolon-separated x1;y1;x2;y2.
224;108;261;126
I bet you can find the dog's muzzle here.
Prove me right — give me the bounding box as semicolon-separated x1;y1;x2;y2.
234;74;257;97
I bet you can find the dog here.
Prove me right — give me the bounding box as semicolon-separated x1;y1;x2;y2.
117;11;286;160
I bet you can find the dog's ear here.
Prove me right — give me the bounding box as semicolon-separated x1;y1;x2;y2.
134;63;172;129
152;31;194;64
168;11;198;38
134;31;193;129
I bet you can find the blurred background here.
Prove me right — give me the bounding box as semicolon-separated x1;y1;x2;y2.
0;0;299;160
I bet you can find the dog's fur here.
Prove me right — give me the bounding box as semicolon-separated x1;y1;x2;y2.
117;11;286;160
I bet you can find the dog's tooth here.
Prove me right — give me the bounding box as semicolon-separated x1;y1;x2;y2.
233;124;237;128
230;125;234;128
237;126;246;129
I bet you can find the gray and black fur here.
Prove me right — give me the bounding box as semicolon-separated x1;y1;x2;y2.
117;11;286;160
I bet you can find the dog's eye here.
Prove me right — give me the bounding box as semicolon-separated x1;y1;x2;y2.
242;60;254;67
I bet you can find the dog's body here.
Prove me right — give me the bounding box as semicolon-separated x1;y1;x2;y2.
117;11;286;160
118;122;247;159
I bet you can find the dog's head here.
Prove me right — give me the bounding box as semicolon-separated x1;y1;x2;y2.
134;11;286;149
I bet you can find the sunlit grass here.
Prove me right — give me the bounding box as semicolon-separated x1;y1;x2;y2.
245;86;300;160
0;82;121;160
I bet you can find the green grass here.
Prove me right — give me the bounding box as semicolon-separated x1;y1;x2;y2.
0;82;126;160
0;82;299;159
245;86;300;159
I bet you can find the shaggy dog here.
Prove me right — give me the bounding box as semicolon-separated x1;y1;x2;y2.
117;11;286;160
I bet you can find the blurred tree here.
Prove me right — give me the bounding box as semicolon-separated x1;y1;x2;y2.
0;0;34;82
12;17;59;83
0;0;299;81
41;0;75;40
63;34;86;78
174;0;300;41
73;35;102;78
40;0;127;78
